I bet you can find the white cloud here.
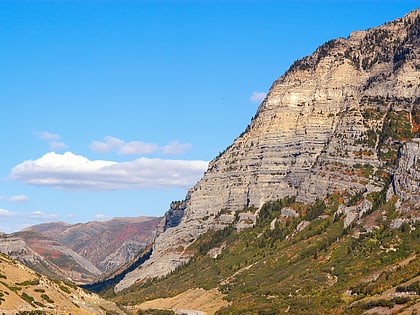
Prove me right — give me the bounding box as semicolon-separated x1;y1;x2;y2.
89;136;158;155
250;91;267;103
36;131;67;152
30;210;58;220
161;141;192;155
38;131;61;140
118;141;158;155
0;208;13;216
90;136;191;156
10;151;208;191
49;141;68;151
89;136;124;153
0;209;58;233
9;195;29;202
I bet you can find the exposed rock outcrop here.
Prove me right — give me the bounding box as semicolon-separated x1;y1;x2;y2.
114;8;420;292
336;199;373;229
393;138;420;207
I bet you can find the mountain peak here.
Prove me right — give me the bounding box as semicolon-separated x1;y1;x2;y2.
110;8;419;294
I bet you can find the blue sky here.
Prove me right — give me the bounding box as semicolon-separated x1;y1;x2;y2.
0;1;418;233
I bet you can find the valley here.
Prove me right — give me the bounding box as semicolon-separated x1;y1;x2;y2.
0;6;419;315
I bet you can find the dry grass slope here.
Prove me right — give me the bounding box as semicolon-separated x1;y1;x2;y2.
133;288;229;315
0;253;126;314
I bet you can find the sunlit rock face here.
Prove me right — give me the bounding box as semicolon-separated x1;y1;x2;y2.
114;9;420;292
393;138;420;207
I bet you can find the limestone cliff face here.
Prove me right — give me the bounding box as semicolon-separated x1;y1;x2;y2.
114;8;420;292
394;138;420;207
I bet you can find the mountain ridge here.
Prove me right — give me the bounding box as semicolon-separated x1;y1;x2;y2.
1;7;418;314
25;216;161;274
112;7;420;293
0;216;160;285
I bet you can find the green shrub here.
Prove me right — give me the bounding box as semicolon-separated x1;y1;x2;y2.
396;281;420;294
16;279;39;286
20;292;34;304
40;293;54;303
59;285;71;294
137;310;175;315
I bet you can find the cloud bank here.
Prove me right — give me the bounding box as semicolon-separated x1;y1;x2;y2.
11;151;208;191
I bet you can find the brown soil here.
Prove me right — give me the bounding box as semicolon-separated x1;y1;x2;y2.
132;287;230;315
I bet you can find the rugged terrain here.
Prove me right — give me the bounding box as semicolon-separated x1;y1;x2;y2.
0;216;160;284
0;230;102;284
2;7;419;315
112;7;420;297
26;216;160;273
116;220;419;314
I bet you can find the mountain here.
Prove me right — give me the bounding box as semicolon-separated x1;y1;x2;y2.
0;252;126;314
80;8;420;314
0;230;102;284
26;216;161;273
0;216;160;285
110;7;420;295
3;7;418;314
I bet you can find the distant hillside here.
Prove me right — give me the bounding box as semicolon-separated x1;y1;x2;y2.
0;230;101;284
0;252;126;314
0;216;160;285
26;216;161;273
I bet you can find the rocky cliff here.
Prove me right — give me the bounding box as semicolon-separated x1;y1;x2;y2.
114;8;420;292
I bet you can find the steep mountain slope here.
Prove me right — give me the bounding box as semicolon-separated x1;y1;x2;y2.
26;216;161;273
0;231;101;284
113;7;420;293
0;252;126;314
114;201;419;314
0;216;160;285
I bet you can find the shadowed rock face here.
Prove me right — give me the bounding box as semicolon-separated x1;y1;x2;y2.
114;9;420;292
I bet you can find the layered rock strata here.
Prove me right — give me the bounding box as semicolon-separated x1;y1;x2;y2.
393;138;420;206
115;8;420;292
